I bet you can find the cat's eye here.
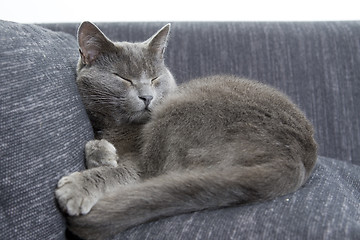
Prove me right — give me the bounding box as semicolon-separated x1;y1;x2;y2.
113;73;133;85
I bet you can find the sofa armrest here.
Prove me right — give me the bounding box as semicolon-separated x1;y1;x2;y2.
0;20;93;239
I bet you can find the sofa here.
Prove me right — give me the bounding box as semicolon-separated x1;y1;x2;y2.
1;20;359;239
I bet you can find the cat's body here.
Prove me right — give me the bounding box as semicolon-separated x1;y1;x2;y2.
55;22;317;240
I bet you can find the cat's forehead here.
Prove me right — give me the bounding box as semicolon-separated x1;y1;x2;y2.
111;41;158;76
114;41;146;56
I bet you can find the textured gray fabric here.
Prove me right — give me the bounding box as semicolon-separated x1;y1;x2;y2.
114;156;360;240
43;22;360;165
0;20;93;239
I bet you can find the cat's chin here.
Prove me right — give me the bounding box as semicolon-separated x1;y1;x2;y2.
128;110;152;124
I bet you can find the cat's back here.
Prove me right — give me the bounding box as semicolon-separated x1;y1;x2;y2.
147;75;317;173
155;75;307;126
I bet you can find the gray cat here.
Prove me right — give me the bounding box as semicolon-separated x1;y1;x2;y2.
55;22;317;240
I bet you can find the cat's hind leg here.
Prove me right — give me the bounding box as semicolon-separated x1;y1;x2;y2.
65;159;309;239
85;139;118;169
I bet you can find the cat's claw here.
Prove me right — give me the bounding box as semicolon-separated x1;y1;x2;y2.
85;139;118;169
55;172;99;216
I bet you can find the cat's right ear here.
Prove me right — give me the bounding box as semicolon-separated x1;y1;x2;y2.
145;24;171;59
77;21;115;65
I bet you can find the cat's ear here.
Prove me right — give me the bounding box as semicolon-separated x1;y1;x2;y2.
145;24;171;59
77;21;115;65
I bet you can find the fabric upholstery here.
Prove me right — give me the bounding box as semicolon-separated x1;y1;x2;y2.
0;20;93;239
1;20;359;240
43;22;360;165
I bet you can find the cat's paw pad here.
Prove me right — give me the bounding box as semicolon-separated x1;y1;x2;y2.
85;139;118;168
55;172;99;216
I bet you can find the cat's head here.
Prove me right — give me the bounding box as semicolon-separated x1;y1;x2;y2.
76;22;176;130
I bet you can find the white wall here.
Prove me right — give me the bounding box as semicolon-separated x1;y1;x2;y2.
1;0;359;23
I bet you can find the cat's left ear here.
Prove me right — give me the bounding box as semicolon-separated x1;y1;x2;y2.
145;24;171;59
77;21;115;65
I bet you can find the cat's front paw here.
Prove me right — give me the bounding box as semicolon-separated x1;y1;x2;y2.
55;172;99;216
85;139;118;169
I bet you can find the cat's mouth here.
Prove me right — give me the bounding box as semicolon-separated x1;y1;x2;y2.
128;108;152;123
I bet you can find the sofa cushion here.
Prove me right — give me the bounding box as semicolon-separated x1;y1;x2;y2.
0;20;93;239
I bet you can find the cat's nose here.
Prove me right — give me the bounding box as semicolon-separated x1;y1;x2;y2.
138;95;154;107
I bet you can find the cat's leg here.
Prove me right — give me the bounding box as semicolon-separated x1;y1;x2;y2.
65;160;307;239
85;139;118;169
55;158;139;216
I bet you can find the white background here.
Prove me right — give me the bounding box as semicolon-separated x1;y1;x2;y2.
1;0;359;23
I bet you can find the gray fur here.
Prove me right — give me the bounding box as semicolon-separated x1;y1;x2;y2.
55;22;317;240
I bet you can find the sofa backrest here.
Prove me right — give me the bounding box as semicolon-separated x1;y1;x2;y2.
42;22;360;165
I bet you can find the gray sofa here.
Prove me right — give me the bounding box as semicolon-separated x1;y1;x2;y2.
1;20;359;239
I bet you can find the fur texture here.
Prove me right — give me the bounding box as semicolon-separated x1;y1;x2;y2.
55;22;317;240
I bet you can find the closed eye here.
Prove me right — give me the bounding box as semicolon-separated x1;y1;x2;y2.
151;77;159;83
113;73;133;85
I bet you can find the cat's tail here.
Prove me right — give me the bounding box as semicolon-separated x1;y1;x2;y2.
67;159;312;239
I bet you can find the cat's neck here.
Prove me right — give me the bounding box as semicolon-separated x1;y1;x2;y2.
95;123;144;156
